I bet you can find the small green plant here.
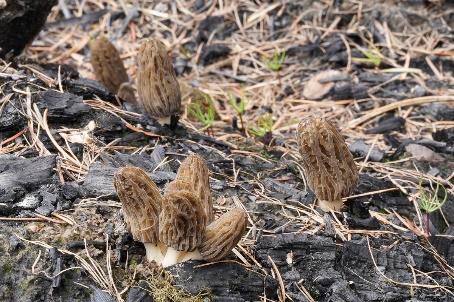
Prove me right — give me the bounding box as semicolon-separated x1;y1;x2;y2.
418;180;448;214
262;50;286;71
227;93;247;131
417;180;448;236
188;96;215;132
248;113;273;138
352;48;381;67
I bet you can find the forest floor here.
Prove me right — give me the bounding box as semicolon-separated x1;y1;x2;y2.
0;1;453;301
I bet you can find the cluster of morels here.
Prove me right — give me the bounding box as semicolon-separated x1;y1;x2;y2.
113;154;248;267
91;36;359;266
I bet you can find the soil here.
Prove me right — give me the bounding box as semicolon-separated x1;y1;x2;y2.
0;1;453;302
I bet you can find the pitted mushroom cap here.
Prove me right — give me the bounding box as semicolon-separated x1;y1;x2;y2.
117;82;136;103
296;116;358;207
159;190;207;251
199;208;248;261
90;36;129;94
136;39;181;119
169;154;214;222
113;166;162;243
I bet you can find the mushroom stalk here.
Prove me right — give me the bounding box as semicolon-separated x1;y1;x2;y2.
161;247;184;268
179;249;203;263
156;116;172;126
144;243;165;263
318;199;343;212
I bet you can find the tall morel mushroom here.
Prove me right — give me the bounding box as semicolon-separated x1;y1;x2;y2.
296;116;358;211
165;154;214;223
136;39;181;128
113;166;165;263
90;36;130;95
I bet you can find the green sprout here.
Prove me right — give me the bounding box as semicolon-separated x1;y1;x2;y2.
248;113;273;138
352;48;381;67
262;50;286;71
227;93;247;131
188;96;215;132
418;180;448;214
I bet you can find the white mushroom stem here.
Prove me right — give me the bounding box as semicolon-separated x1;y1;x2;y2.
161;247;203;268
318;199;344;212
156;116;172;126
178;249;203;263
144;243;165;263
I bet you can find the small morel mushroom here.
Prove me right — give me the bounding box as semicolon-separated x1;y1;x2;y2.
296;116;358;211
165;154;214;223
199;208;248;261
136;39;181;128
117;82;136;104
113;166;165;263
159;190;207;267
90;36;129;94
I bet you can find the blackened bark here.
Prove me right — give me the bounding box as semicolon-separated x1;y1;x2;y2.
0;0;58;58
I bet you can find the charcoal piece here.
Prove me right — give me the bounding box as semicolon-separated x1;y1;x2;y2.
0;100;26;133
286;42;322;58
429;226;454;266
64;78;118;103
35;90;91;122
344;214;380;230
349;140;384;162
262;178;313;205
81;153;176;197
340;238;450;301
126;280;152;302
52;257;63;288
326;280;363;302
421;103;454;121
167;261;278;301
433;127;454;144
365;116;405;134
197;16;224;43
89;286;116;302
199;44;231;66
256;234;339;299
0;155;56;203
0;0;58;58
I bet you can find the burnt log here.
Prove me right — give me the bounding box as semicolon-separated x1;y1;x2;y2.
0;0;58;59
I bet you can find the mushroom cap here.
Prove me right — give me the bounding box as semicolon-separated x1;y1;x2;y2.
117;82;136;103
90;36;129;94
296;116;358;204
199;208;248;261
159;190;207;252
169;154;214;222
136;39;181;119
113;166;162;243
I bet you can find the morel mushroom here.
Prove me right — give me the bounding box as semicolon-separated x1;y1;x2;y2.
113;166;165;263
159;189;207;267
165;154;214;223
296;116;358;211
199;208;248;261
90;36;129;94
136;39;181;128
117;82;136;104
